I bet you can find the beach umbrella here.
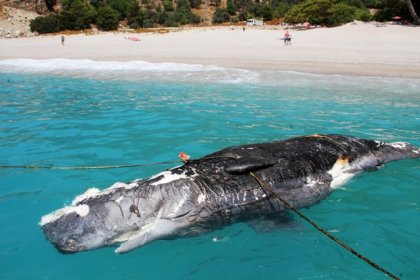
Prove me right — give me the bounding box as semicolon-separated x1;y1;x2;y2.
392;16;401;20
303;22;311;28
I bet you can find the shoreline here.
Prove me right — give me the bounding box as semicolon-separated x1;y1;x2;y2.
1;22;419;79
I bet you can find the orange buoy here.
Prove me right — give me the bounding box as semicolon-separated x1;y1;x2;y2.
179;152;190;163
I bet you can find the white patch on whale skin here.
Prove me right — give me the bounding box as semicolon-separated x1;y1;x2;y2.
387;142;420;155
328;154;381;189
115;196;124;205
374;140;385;147
104;181;139;192
150;169;197;186
70;181;141;207
327;157;355;189
389;142;410;149
306;177;320;188
40;204;89;226
71;188;101;206
197;194;206;204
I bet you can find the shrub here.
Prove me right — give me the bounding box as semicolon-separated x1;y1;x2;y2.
163;0;174;11
261;4;274;21
178;0;191;9
273;2;290;18
238;10;248;21
227;0;237;15
126;0;141;26
142;10;157;27
108;0;129;20
30;14;61;33
96;6;119;30
68;0;96;30
143;18;155;27
373;0;411;22
189;0;202;8
354;8;373;21
327;3;356;25
284;0;358;26
212;7;230;24
163;11;180;26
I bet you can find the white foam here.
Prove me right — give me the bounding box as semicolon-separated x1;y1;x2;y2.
0;58;260;84
40;204;89;226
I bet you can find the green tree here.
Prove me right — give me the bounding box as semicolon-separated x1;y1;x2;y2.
327;3;356;25
164;0;174;11
374;0;410;21
261;4;274;20
227;0;237;15
176;0;200;24
212;7;230;23
126;0;141;26
238;10;248;21
143;9;157;27
273;2;290;18
189;0;202;8
163;11;180;26
354;8;373;21
108;0;129;20
96;6;119;30
178;0;191;9
284;0;332;25
68;0;96;30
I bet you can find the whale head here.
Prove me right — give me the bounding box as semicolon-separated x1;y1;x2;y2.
40;176;197;254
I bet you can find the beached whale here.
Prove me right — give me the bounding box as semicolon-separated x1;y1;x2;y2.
40;134;419;254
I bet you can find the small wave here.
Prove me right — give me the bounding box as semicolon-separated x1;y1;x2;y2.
0;58;261;84
0;190;42;202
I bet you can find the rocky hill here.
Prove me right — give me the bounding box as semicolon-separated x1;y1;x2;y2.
0;5;40;38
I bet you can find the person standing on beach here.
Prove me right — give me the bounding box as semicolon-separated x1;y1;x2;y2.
61;35;65;46
284;30;291;46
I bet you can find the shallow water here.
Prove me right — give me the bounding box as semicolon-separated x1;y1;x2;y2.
0;59;419;279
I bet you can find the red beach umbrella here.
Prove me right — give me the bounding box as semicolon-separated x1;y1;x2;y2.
392;16;401;20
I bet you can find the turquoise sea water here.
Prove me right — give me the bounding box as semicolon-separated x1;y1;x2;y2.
0;59;419;280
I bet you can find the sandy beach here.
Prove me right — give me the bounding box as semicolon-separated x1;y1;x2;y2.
1;22;419;78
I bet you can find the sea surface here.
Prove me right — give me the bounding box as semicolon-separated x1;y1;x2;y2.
0;59;419;280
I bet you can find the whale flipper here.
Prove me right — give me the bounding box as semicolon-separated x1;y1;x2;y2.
115;219;179;254
224;158;276;174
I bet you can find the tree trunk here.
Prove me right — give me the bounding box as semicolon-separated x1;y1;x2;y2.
405;0;420;25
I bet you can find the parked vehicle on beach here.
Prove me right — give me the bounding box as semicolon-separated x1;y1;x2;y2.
246;19;263;26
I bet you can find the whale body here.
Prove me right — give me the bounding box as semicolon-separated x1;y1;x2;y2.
40;134;419;254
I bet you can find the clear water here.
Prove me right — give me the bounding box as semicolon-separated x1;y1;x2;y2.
0;59;419;280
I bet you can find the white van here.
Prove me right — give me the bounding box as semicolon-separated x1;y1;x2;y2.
246;19;263;26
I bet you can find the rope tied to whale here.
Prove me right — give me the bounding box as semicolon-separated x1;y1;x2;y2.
0;154;236;170
249;172;400;280
1;152;402;279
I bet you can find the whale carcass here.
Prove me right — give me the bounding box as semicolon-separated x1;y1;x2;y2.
40;134;419;254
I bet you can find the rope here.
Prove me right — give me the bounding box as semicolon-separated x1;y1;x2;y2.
0;160;180;170
249;172;400;280
0;155;238;170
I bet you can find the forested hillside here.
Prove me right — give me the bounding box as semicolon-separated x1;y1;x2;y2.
3;0;417;34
